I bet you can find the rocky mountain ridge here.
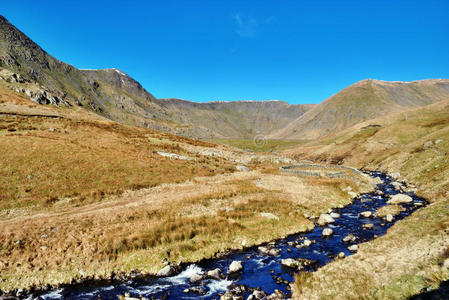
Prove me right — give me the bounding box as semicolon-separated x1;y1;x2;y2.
2;14;449;140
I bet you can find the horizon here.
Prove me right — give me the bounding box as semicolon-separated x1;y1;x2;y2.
2;0;449;104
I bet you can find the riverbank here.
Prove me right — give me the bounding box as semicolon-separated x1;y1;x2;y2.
286;100;449;299
0;167;374;294
28;171;425;299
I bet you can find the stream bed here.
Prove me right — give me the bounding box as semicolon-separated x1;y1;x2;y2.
33;171;426;300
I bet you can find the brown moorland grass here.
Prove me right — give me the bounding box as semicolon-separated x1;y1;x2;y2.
0;110;232;211
0;169;373;291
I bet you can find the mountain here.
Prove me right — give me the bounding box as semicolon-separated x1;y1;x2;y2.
156;98;313;139
1;14;449;142
270;78;449;140
0;15;312;139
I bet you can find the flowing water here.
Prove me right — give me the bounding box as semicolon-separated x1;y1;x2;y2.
31;171;426;300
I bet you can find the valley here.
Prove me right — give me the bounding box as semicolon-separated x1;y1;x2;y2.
0;12;448;300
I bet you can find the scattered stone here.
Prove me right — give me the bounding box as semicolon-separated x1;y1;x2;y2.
348;244;358;252
348;191;357;198
41;233;48;238
228;260;243;273
189;273;203;283
317;214;335;226
387;194;413;204
385;214;394;222
236;165;249;172
156;265;176;277
260;212;279;221
268;248;281;256
390;172;401;180
423;141;434;149
338;252;345;259
330;212;340;218
157;151;191;161
362;223;374;230
303;239;312;247
206;268;223;280
342;234;357;243
392;181;403;190
241;239;247;247
435;139;443;145
322;228;334;237
360;211;372;218
281;258;300;269
247;290;267;300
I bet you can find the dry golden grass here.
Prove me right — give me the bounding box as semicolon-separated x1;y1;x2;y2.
0;110;230;211
0;169;370;291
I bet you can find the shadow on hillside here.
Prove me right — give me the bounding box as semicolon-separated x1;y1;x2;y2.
408;280;449;300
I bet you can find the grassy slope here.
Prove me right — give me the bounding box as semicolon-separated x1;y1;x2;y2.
0;87;375;292
156;99;313;139
284;99;449;299
209;138;310;152
272;79;449;140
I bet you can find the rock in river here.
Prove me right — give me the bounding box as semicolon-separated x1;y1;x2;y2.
317;214;335;226
156;265;176;277
360;211;372;218
228;260;243;273
330;212;340;218
387;194;413;204
207;268;223;280
386;214;394;222
281;258;300;269
322;227;334;237
348;244;358;252
343;233;357;243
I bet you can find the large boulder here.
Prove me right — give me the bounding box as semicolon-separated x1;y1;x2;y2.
228;260;243;273
360;211;372;218
156;265;176;277
387;194;413;204
317;214;335;226
206;268;223;280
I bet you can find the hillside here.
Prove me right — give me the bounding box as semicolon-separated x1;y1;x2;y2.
283;99;449;299
271;78;449;140
157;98;313;139
0;85;379;292
0;15;314;140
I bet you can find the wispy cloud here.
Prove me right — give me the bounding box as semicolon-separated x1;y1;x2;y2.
232;14;258;38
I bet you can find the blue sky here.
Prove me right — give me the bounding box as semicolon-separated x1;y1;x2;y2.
2;0;449;104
